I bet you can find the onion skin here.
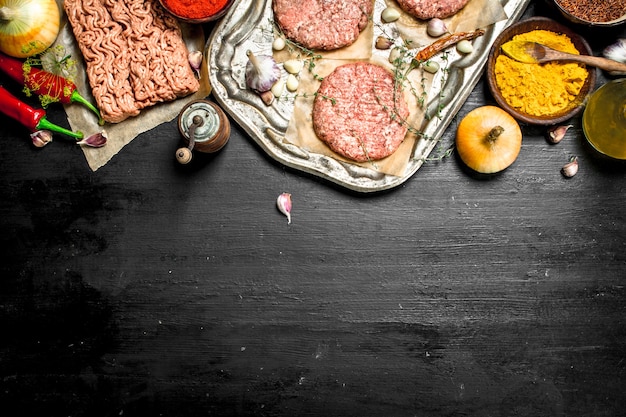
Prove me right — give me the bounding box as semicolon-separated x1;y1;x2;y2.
0;0;60;58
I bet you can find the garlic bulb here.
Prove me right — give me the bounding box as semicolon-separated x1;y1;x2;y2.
603;39;626;63
245;50;281;93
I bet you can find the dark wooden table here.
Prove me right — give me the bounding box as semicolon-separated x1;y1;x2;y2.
1;2;625;416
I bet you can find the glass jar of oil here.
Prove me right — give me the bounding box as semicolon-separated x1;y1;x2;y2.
582;79;626;159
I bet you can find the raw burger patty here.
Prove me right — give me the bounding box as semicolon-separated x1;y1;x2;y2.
312;62;409;162
396;0;471;19
273;0;373;50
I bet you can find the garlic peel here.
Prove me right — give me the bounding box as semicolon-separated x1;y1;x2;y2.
276;193;292;224
245;50;281;93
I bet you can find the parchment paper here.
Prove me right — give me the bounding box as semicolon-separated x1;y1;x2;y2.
390;0;508;46
286;56;427;177
55;0;212;171
280;0;507;177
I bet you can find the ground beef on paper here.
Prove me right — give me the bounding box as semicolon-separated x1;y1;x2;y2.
396;0;471;19
312;62;409;162
273;0;373;51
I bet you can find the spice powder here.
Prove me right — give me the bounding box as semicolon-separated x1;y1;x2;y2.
494;30;589;117
161;0;229;19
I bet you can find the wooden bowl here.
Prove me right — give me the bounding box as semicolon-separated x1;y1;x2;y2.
486;17;597;125
551;0;626;27
159;0;235;23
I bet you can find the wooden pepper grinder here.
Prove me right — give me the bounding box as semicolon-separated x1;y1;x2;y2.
175;99;230;164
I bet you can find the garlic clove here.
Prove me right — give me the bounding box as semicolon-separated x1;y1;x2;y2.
456;39;474;54
389;46;406;67
272;37;286;51
276;193;292;224
77;130;107;148
422;60;440;74
547;124;573;144
188;51;203;77
283;59;303;75
245;50;281;93
561;156;579;178
286;73;299;92
30;130;53;148
381;7;401;23
375;36;394;50
427;18;448;37
271;79;285;98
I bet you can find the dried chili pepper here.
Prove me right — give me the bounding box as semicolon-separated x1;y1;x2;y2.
0;85;83;139
0;52;103;125
414;29;486;62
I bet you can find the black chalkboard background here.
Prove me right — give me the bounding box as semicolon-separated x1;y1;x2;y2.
1;2;625;416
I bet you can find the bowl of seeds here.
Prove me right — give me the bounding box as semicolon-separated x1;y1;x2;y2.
552;0;626;27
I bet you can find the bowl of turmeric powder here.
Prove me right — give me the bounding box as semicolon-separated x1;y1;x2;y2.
159;0;235;23
486;17;596;125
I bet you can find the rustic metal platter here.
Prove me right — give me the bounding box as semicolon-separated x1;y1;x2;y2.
207;0;532;193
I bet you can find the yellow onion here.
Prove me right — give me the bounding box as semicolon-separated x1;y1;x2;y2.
0;0;60;58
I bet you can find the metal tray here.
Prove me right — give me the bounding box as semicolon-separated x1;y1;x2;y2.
207;0;531;192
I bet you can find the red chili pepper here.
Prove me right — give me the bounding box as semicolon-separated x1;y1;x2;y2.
0;85;83;139
0;52;103;125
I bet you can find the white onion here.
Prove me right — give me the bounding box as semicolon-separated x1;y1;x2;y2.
0;0;60;58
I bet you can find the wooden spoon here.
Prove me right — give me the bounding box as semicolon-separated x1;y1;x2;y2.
501;40;626;74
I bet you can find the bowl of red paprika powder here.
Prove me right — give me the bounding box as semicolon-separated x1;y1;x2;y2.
159;0;235;23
